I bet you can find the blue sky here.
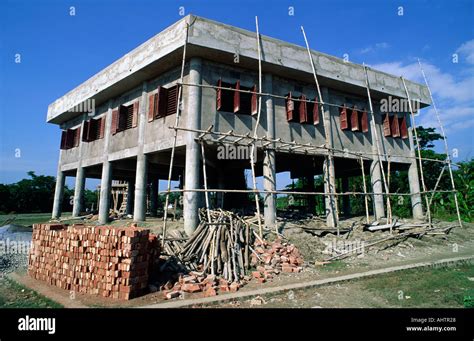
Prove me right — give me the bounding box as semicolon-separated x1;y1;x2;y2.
0;0;473;191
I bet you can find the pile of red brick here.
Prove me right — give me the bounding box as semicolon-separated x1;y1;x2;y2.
250;238;304;282
28;223;159;300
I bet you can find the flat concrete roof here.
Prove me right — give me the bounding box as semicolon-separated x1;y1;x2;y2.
47;14;431;125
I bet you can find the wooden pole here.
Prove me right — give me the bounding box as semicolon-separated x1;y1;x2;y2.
162;22;189;246
363;65;392;222
301;26;339;229
200;140;212;223
417;59;463;228
401;76;432;228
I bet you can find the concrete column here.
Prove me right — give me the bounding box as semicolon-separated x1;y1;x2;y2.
52;169;65;219
341;177;351;217
134;154;148;222
72;167;86;217
184;57;203;236
407;126;424;219
263;73;276;229
304;174;316;214
133;81;149;222
150;178;159;217
370;160;385;219
408;162;424;219
321;87;337;228
98;161;112;224
125;180;134;215
98;100;114;224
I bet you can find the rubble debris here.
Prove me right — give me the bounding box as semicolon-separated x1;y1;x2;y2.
28;223;160;300
251;238;304;277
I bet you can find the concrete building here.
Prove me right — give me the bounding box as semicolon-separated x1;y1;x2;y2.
48;15;430;235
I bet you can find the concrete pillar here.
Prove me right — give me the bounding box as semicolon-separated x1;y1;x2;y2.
323;158;337;227
321;87;337;228
125;180;134;215
370;160;385;219
134;154;148;222
52;169;65;219
150;178;159;217
184;57;202;236
72;167;86;217
408;161;424;219
98;161;112;224
263;73;276;229
341;177;351;217
305;174;316;214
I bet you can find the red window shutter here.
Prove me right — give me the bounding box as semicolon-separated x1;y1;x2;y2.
111;109;119;135
286;92;295;121
383;113;391;137
118;105;128;131
400;115;408;139
340;105;348;130
313;98;320;125
148;94;156;122
299;95;308;123
361;110;369;133
391;114;400;137
156;86;169;117
65;129;73;149
99;117;106;139
132;101;139;128
251;85;258;115
74;127;81;147
233;80;241;113
82;121;90;142
60;131;67;149
216;79;222;111
351;107;360;131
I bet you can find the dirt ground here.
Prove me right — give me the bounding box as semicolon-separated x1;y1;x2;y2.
5;214;473;308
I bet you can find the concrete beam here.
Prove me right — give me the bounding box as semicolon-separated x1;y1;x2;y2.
184;57;203;236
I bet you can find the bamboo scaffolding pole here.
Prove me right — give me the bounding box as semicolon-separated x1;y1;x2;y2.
401;76;432;228
417;59;463;228
301;26;339;230
161;22;189;246
200;140;212;223
359;156;370;225
428;165;446;208
386;156;393;231
171;125;456;166
363;65;393;222
249;16;263;237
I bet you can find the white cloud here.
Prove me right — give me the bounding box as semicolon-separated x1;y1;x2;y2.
359;42;390;54
456;39;474;65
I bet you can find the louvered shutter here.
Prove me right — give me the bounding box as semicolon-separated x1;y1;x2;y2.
156;86;168;117
148;94;156;122
216;79;222;111
391;114;400;137
111;109;119;135
340;105;348;130
251;85;258;115
60;131;67;149
383;113;391;137
400;115;408;139
286;92;295;122
132;101;139;128
313;98;320;125
99;117;106;139
299;95;308;123
166;85;178;116
74;127;81;147
351;107;359;131
361;110;369;133
82;120;90;142
234;80;240;113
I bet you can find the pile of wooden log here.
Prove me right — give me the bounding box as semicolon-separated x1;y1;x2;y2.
179;209;254;283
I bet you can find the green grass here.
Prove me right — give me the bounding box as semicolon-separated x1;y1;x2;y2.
0;277;63;308
0;212;72;227
363;262;474;308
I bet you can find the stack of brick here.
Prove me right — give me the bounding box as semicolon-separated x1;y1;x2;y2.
28;223;159;300
251;238;304;282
